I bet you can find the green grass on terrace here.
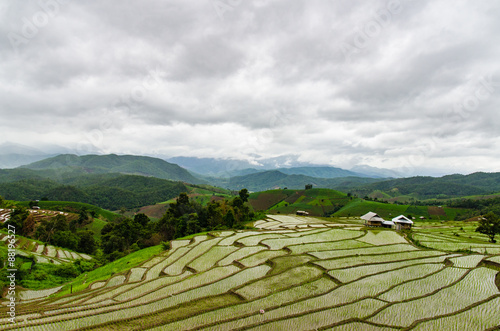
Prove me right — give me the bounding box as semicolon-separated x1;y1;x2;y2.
56;245;164;297
334;199;409;218
83;218;108;240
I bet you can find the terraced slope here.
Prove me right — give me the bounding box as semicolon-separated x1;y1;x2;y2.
0;233;91;264
414;222;500;254
0;215;498;330
0;208;74;224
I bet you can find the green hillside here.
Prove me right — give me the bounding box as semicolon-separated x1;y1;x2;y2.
20;154;204;184
227;170;382;192
249;188;470;220
134;184;234;220
249;188;351;216
0;174;188;210
354;172;500;199
277;166;364;178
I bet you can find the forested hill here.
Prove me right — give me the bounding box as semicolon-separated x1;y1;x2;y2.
276;166;366;178
353;172;500;199
0;173;187;210
226;170;383;192
20;154;204;184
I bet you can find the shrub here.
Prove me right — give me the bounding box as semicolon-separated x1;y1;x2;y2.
161;241;171;250
55;264;79;278
130;243;140;252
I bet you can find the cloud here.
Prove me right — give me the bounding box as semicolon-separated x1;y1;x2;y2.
0;0;499;174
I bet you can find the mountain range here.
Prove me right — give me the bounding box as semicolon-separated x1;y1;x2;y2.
20;154;203;184
1;153;500;206
167;155;400;178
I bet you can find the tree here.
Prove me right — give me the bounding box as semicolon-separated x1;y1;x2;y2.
77;231;97;254
177;192;190;206
186;213;201;235
78;208;89;224
52;231;79;251
103;235;126;254
5;207;29;236
238;189;249;203
206;201;223;229
53;214;69;231
224;210;235;228
134;213;150;227
475;212;500;243
22;214;36;236
232;197;244;209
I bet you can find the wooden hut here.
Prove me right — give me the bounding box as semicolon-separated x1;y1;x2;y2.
392;215;414;230
361;212;386;227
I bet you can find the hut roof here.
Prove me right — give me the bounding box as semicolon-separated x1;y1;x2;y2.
361;212;379;221
392;215;414;224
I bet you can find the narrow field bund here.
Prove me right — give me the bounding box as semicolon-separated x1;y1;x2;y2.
328;254;458;283
377;267;469;302
410;296;500;331
314;250;446;270
152;277;337;331
288;239;372;254
368;267;500;327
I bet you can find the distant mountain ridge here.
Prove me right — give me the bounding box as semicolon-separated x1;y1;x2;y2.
167;155;368;178
276;166;366;178
226;170;383;192
353;172;500;199
0;154;56;169
20;154;204;184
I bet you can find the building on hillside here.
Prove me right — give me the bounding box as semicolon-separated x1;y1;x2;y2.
296;210;309;216
392;215;414;230
361;212;387;227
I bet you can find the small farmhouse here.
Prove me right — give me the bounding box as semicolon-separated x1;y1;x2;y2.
392;215;413;230
296;210;309;216
361;212;390;227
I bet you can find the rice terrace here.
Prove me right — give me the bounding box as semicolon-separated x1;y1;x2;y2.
1;214;499;330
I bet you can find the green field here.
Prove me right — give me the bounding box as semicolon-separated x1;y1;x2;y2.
157;184;233;206
2;215;499;330
55;245;164;297
249;188;349;216
412;220;500;254
248;189;470;220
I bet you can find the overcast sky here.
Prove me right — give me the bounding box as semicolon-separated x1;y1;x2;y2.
1;0;499;175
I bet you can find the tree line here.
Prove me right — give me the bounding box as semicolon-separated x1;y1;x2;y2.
0;189;260;262
101;189;259;261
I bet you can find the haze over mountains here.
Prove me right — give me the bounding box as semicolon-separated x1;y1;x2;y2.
20;154;202;184
168;156;387;178
0;152;500;213
0;153;499;199
0;142;444;177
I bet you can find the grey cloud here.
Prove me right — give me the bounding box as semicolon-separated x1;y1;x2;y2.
1;0;500;173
